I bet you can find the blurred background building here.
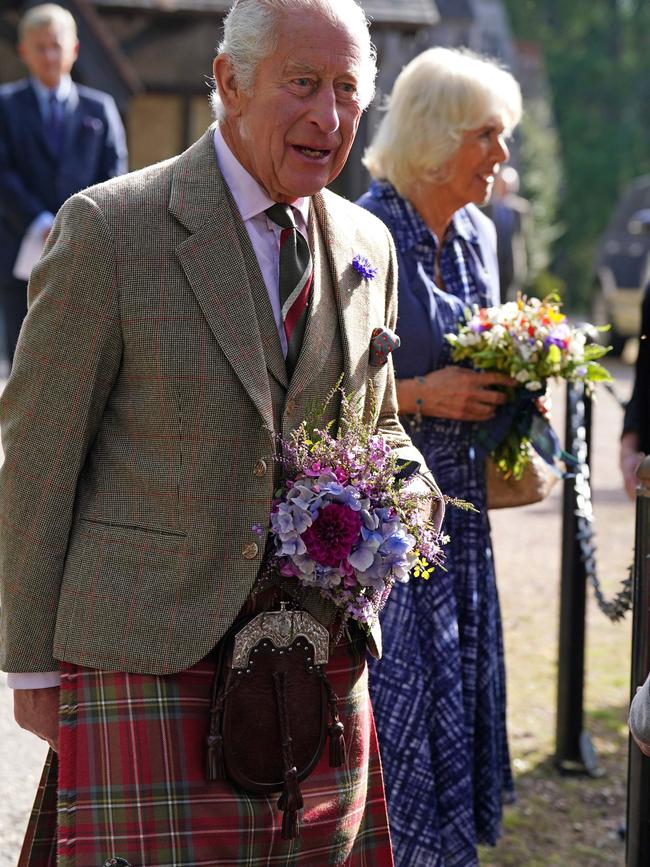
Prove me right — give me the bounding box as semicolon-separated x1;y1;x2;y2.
7;0;647;352
1;0;525;198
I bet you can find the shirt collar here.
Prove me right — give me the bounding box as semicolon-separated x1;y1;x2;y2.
451;207;479;245
31;74;73;113
213;124;310;226
369;180;435;254
369;180;479;251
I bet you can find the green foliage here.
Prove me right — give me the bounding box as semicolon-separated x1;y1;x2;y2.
517;98;564;283
504;0;650;309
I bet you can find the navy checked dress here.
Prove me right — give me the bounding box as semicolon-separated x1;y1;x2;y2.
357;181;514;867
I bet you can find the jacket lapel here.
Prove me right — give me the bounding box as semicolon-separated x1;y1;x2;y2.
59;83;82;161
171;128;275;429
230;206;288;390
310;191;370;396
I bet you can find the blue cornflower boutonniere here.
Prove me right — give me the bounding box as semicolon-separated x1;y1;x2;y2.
352;254;377;280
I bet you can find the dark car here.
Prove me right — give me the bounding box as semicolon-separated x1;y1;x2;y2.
592;175;650;353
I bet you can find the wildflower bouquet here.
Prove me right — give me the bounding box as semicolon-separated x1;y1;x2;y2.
263;392;445;630
446;295;611;479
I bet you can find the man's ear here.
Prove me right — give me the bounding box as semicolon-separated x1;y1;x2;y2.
213;55;242;117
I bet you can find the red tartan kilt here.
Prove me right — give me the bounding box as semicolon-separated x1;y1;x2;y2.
20;634;393;867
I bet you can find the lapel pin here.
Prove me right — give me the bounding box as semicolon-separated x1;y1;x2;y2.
351;254;377;281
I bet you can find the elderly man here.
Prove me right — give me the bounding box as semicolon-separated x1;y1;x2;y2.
0;3;127;369
1;0;436;863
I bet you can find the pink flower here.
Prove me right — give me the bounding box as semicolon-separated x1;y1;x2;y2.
301;503;362;567
304;461;325;478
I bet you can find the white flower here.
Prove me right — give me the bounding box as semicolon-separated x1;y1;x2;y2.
569;331;586;359
515;369;531;383
516;342;535;362
485;324;506;346
497;302;519;324
457;332;481;347
526;381;543;391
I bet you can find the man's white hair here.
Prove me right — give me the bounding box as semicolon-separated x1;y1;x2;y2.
363;47;522;196
210;0;377;118
18;3;77;43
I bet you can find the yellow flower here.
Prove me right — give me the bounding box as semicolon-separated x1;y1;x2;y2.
413;556;433;580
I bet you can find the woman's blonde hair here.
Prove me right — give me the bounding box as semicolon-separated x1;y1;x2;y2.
363;47;522;196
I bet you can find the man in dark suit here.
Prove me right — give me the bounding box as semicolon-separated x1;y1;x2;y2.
0;2;127;367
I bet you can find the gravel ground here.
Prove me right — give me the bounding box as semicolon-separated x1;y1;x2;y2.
0;359;638;865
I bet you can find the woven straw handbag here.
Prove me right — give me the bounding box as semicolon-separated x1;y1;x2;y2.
485;448;558;509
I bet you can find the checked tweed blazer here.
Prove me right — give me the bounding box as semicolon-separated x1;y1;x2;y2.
0;126;427;676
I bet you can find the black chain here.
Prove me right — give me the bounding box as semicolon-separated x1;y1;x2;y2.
567;383;633;621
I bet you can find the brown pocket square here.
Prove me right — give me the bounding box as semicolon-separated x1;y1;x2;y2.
369;327;401;367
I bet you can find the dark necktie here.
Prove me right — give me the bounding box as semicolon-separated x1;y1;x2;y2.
46;92;64;156
265;203;313;375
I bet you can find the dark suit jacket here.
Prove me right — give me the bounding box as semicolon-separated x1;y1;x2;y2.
0;78;127;280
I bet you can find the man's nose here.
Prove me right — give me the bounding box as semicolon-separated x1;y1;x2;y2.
310;86;340;134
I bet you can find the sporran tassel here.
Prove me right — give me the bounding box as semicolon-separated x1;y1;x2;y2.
326;687;345;767
206;731;226;781
278;766;303;840
328;718;345;767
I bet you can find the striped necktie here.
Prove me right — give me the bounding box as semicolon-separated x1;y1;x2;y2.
265;203;313;376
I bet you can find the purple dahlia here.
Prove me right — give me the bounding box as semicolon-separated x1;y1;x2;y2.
301;502;362;567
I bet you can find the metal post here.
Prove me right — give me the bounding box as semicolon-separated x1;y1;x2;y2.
554;381;601;775
626;456;650;866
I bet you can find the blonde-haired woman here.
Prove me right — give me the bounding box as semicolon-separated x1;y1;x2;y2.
358;47;522;866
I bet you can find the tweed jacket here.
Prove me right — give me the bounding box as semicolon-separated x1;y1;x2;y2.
0;126;428;675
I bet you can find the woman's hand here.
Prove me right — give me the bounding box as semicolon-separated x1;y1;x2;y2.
620;431;644;500
398;367;516;422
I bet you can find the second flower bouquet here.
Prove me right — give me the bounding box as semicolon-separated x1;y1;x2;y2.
446;295;612;480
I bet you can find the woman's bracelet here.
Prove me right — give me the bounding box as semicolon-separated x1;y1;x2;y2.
410;375;425;433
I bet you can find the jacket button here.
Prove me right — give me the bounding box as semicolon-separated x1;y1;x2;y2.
253;459;267;478
285;399;296;415
242;542;259;560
